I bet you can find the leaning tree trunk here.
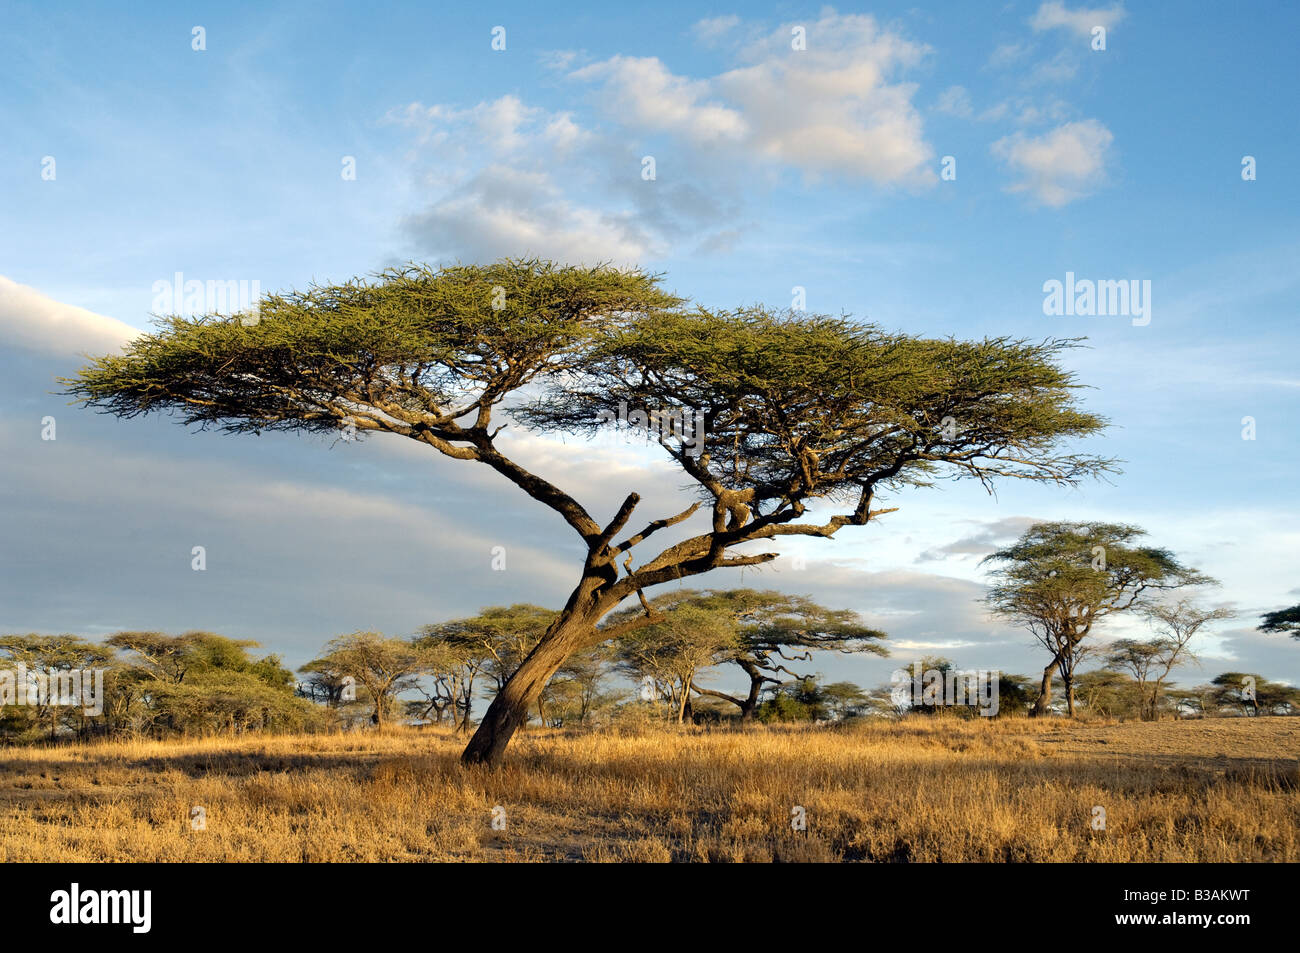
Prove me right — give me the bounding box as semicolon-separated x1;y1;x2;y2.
461;597;603;766
738;666;765;722
1030;659;1057;717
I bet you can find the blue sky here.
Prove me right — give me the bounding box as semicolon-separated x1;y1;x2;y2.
1;1;1297;696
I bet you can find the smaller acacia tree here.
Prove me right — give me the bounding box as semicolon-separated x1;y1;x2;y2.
0;634;111;741
1210;672;1300;716
1073;669;1140;717
416;605;557;731
418;605;556;696
1106;600;1232;720
611;589;888;721
820;681;872;720
984;523;1212;717
707;590;888;720
301;632;431;727
614;596;736;722
108;631;308;736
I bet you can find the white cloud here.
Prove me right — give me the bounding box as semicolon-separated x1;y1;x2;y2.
1030;2;1126;37
991;118;1114;206
389;96;662;264
1029;49;1080;84
988;41;1031;68
385;96;591;158
402;165;655;266
572;12;936;185
935;85;973;118
390;12;939;268
693;15;741;44
572;55;749;144
0;276;139;357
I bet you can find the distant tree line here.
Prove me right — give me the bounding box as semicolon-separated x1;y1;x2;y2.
2;573;1296;744
0;632;317;743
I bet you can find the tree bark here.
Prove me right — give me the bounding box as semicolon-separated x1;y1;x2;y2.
677;675;693;724
461;594;603;766
1030;658;1056;717
739;665;766;721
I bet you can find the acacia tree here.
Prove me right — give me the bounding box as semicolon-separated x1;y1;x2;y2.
0;634;111;741
301;632;430;727
821;681;872;720
1073;669;1140;717
614;596;737;722
1106;600;1232;720
106;631;306;736
408;639;485;732
984;523;1212;717
665;589;888;721
418;604;556;697
1210;672;1300;715
66;260;1110;765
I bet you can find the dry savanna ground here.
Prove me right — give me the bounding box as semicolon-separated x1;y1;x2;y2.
1;716;1296;862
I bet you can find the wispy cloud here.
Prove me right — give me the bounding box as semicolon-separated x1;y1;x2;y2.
1030;1;1127;37
991;118;1114;206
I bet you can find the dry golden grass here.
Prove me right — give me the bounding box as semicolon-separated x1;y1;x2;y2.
0;715;1296;862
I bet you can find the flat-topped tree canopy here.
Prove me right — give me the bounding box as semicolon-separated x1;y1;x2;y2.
520;307;1113;544
64;258;679;438
984;521;1212;622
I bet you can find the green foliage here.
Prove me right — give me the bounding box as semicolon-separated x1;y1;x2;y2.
608;588;887;720
984;522;1212;715
994;673;1037;715
1210;672;1300;715
521;309;1112;505
0;631;313;742
1259;603;1300;640
417;604;556;693
0;634;112;741
141;668;320;736
111;631;311;736
757;676;831;722
301;631;434;726
1073;669;1144;718
62;260;680;437
985;522;1210;623
613;596;738;721
821;681;872;720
